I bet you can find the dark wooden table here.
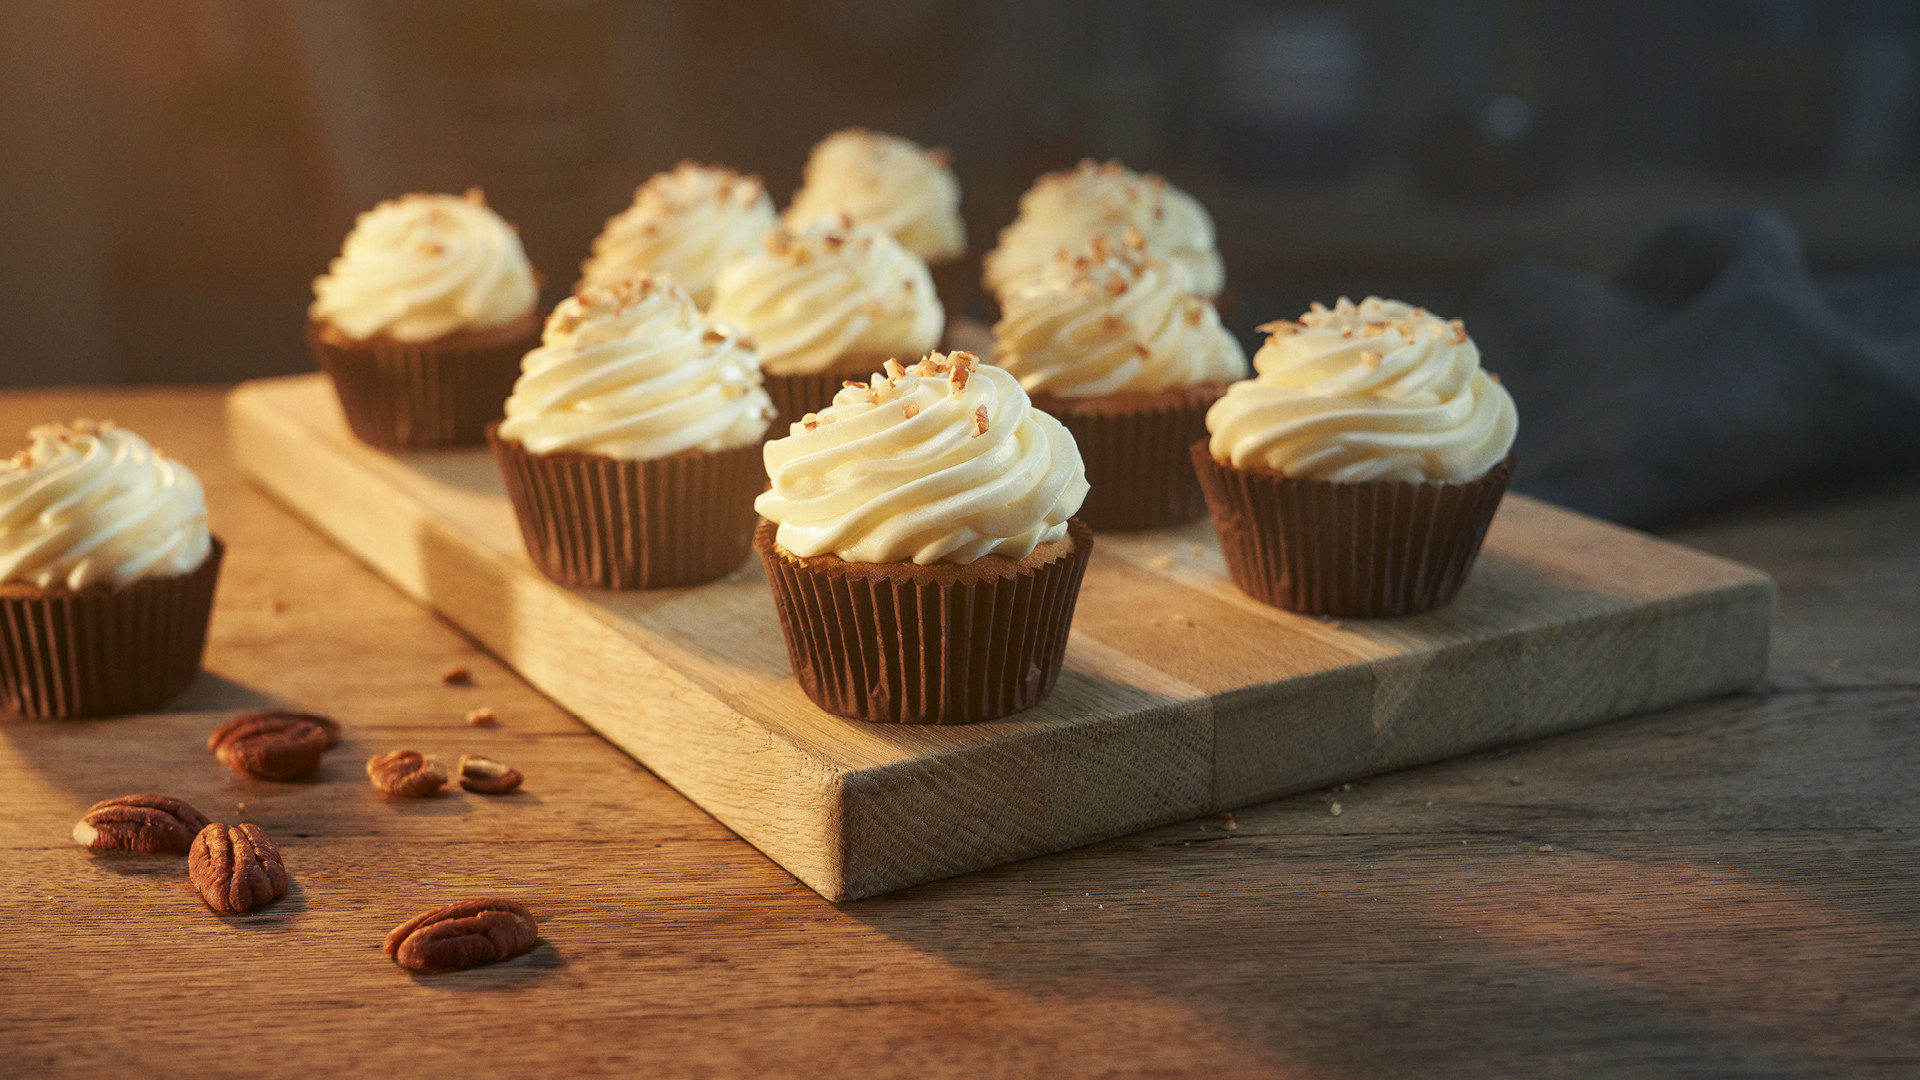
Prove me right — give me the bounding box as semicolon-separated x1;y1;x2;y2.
2;388;1915;1079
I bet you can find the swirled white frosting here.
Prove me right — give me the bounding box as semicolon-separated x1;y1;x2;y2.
310;189;538;343
991;234;1245;397
1206;297;1518;483
708;219;943;376
983;160;1224;301
755;352;1088;564
0;421;212;589
785;128;966;264
579;163;777;308
498;275;773;460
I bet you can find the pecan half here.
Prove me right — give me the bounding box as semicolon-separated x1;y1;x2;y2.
188;823;288;913
208;710;340;781
457;754;523;795
366;750;447;797
72;794;211;854
384;898;538;973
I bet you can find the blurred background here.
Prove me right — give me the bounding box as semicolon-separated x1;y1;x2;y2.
3;0;1918;388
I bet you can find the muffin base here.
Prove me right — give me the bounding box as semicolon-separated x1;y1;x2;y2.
307;314;540;451
1032;383;1227;532
761;353;906;427
1192;444;1515;617
756;518;1093;725
489;425;767;589
0;537;225;718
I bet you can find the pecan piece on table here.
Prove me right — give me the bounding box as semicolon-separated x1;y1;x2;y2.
366;749;447;797
188;823;288;913
207;710;341;781
457;754;523;795
72;794;211;855
384;898;539;973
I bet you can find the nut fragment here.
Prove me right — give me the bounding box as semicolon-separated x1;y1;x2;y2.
72;794;211;855
457;754;523;795
207;710;341;780
441;665;473;686
466;707;496;727
188;823;288;913
384;898;539;973
367;750;448;797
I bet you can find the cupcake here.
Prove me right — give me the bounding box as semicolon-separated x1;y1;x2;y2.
993;230;1245;530
784;128;968;317
489;274;774;589
983;159;1224;305
708;217;943;423
0;421;222;717
1195;297;1518;617
579;162;777;308
307;189;541;450
754;351;1091;725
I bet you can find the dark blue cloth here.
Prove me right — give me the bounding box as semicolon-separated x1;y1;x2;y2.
1465;209;1920;527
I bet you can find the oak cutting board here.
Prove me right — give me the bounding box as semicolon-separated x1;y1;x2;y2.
227;373;1775;900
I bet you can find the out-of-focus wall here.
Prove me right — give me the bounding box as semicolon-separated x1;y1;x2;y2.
0;0;1916;389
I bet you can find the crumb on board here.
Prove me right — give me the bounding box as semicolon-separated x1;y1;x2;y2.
1219;811;1237;831
1508;777;1525;786
441;665;474;686
1538;844;1554;853
1149;554;1174;571
467;707;497;727
1329;801;1343;816
1191;544;1204;558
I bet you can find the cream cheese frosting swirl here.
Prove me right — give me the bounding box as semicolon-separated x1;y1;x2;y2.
784;128;966;264
1206;297;1518;484
755;352;1088;564
708;219;943;376
498;275;773;459
579;163;777;308
310;189;538;343
984;160;1225;301
0;421;212;590
991;232;1245;397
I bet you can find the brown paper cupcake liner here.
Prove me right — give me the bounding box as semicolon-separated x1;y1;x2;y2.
306;316;540;451
1192;444;1515;617
0;537;224;718
489;425;766;589
756;518;1093;725
1033;383;1227;532
761;353;904;425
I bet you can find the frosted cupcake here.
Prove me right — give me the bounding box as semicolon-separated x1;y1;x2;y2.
308;189;541;450
993;231;1245;530
579;162;777;308
708;217;943;423
1195;297;1518;616
983;160;1224;304
0;422;222;716
785;129;967;315
754;351;1091;725
489;275;773;588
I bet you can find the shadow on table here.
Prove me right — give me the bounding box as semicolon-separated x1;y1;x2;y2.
405;941;566;991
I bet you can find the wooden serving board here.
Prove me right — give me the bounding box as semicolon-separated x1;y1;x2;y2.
227;373;1775;901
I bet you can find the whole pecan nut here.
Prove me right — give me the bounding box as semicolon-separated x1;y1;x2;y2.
367;750;447;797
72;794;211;854
188;823;288;913
385;898;538;973
457;754;523;795
208;710;340;781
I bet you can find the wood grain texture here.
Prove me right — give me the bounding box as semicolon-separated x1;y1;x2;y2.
0;387;1915;1078
224;375;1773;900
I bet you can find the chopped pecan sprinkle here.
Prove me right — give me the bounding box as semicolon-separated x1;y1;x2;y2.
1183;304;1203;327
883;358;905;380
366;750;448;797
72;794;211;855
457;754;524;795
972;404;989;437
188;823;287;914
950;363;971;395
901;403;919;420
1132;343;1151;358
385;898;539;974
701;328;728;344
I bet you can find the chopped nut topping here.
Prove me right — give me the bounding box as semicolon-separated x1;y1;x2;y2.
883;358;906;380
701;328;728;345
1183;304;1204;327
1132;343;1151;358
901;403;919;420
972;404;989;437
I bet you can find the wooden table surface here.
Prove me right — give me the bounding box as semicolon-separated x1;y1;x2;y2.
2;388;1916;1079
